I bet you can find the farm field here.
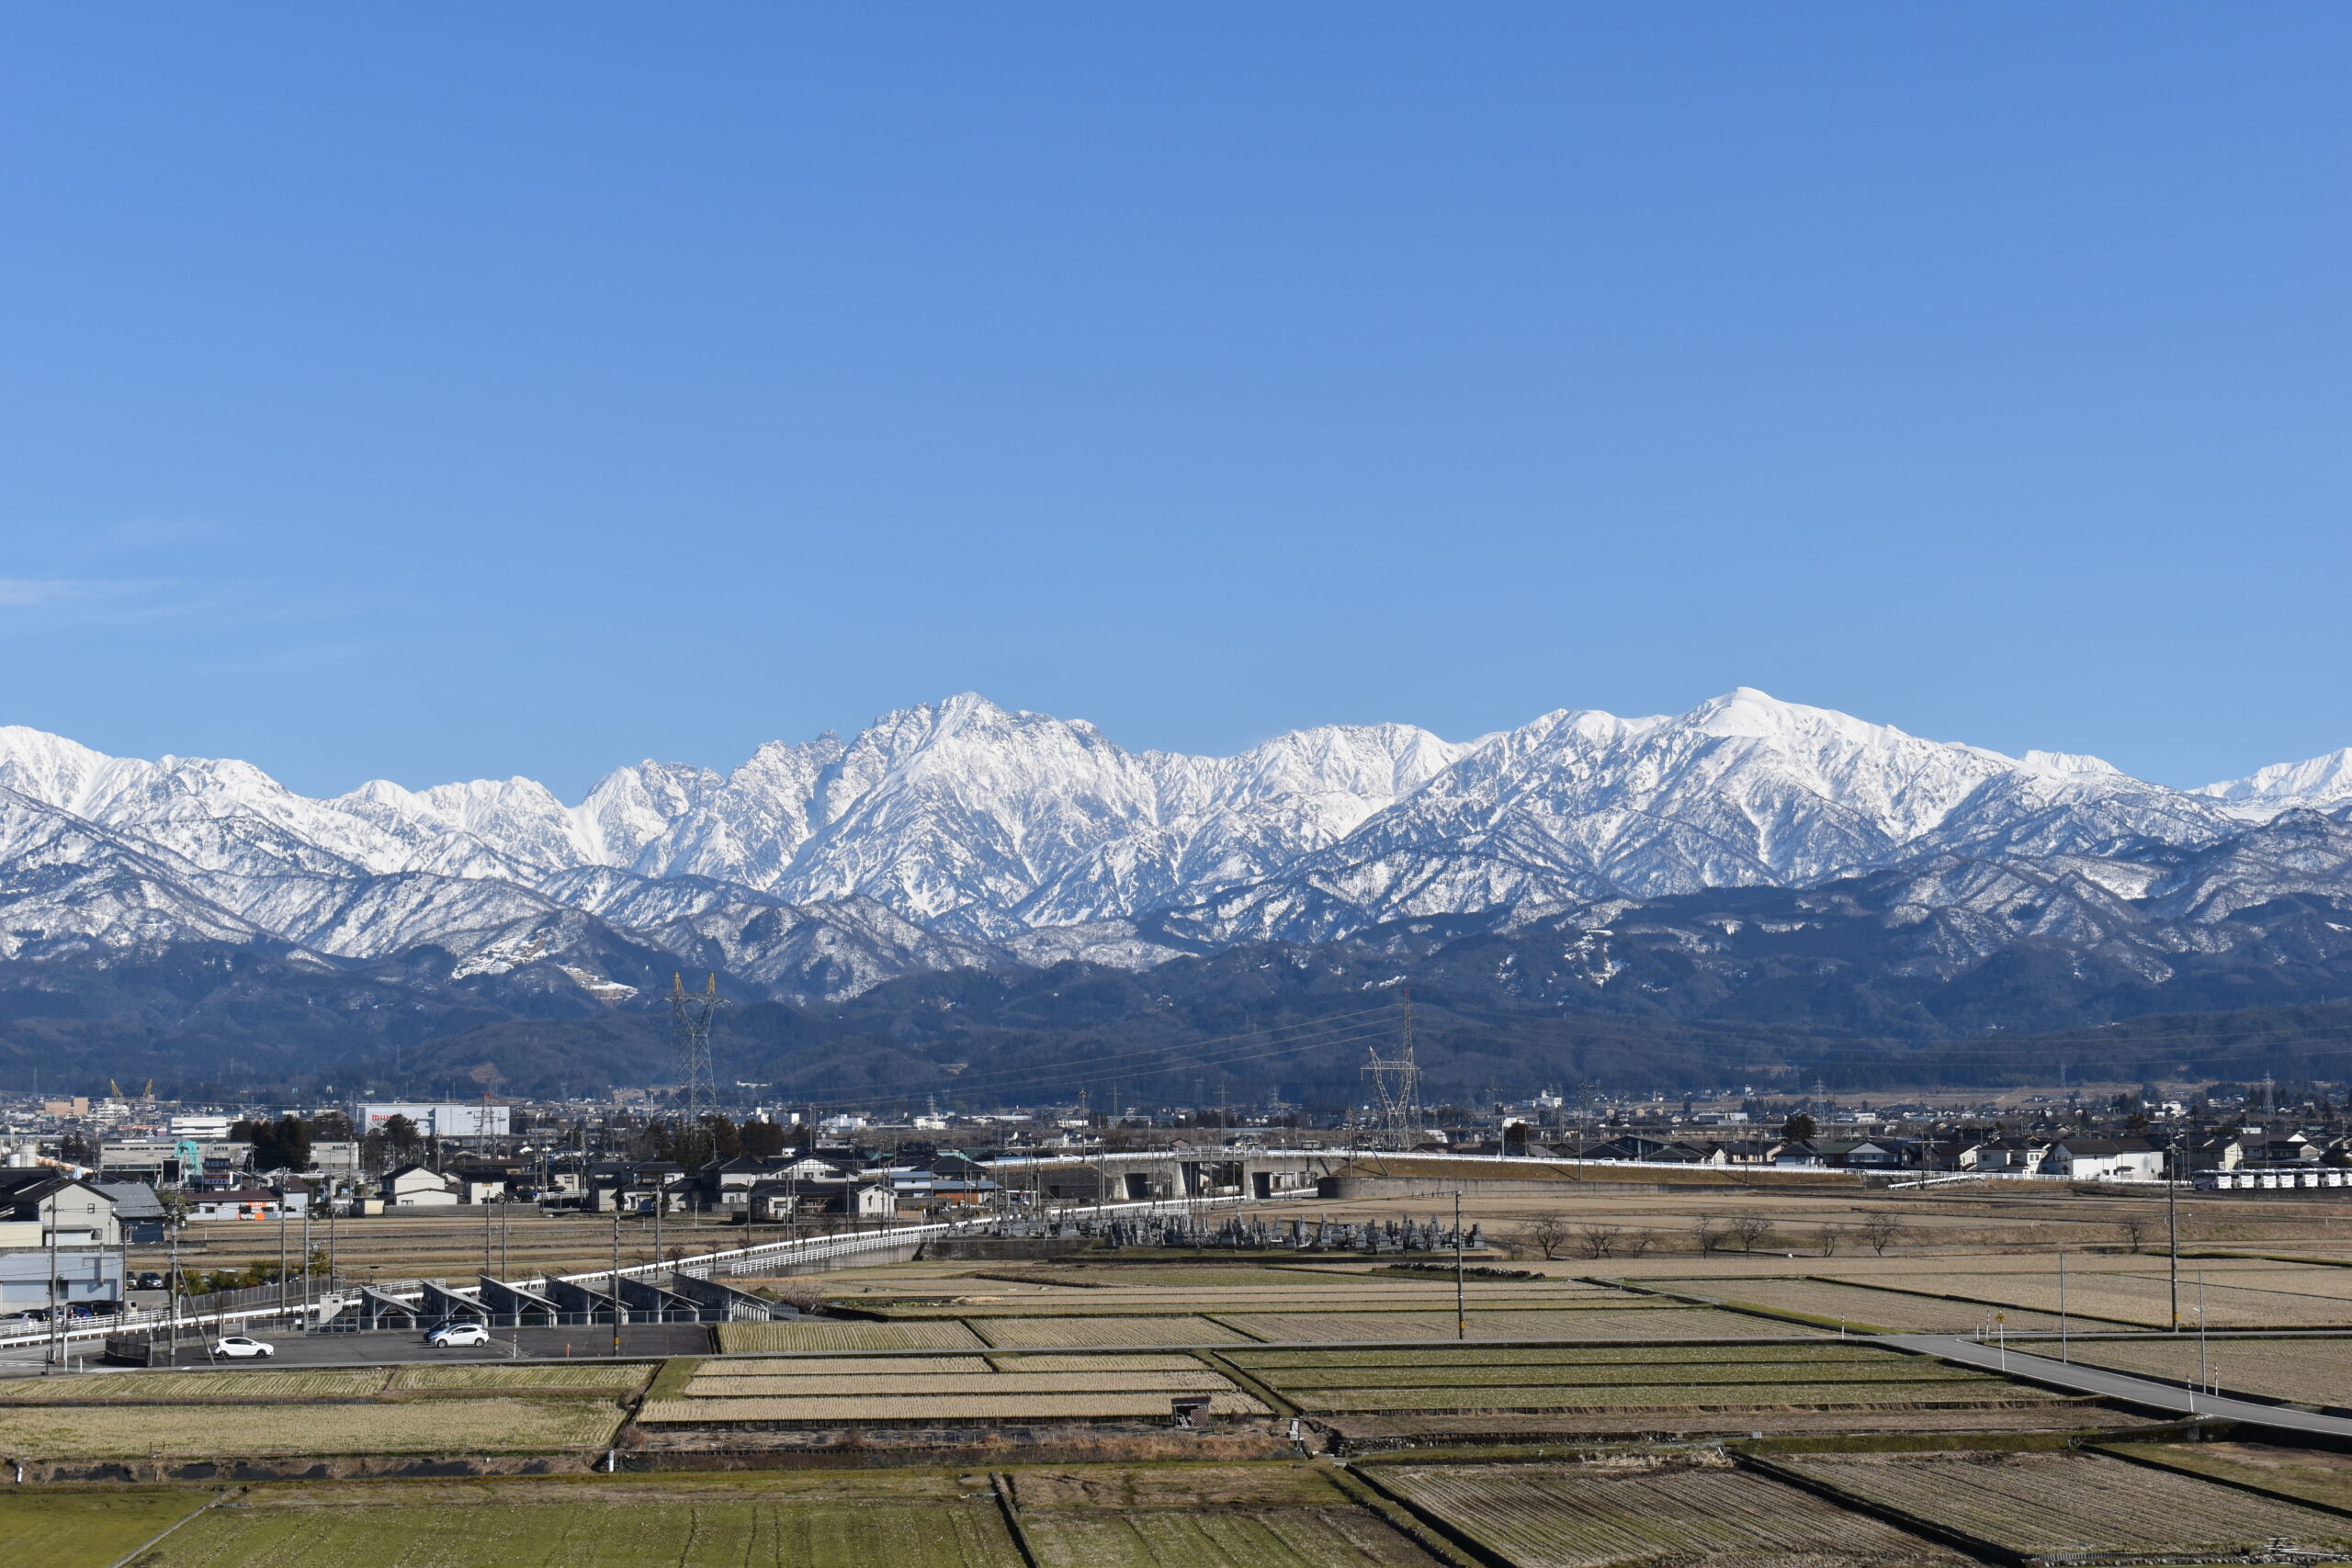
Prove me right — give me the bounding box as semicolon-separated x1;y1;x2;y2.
2066;1336;2352;1407
388;1361;654;1392
1237;1344;2062;1416
0;1367;395;1401
971;1314;1252;1347
0;1396;626;1459
714;1319;988;1352
1819;1269;2352;1330
1012;1464;1442;1567
1644;1276;2084;1332
1211;1306;1810;1342
2102;1440;2352;1513
0;1487;212;1568
132;1480;1026;1567
1375;1457;1974;1567
641;1391;1269;1421
684;1371;1234;1396
1779;1449;2352;1558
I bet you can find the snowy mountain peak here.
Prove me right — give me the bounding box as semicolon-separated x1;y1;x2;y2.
2198;747;2352;816
0;693;2346;1000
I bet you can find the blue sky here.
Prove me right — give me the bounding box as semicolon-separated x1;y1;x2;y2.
2;5;2344;797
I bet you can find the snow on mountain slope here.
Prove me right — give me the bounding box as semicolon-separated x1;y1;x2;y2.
2199;748;2352;817
0;692;2346;999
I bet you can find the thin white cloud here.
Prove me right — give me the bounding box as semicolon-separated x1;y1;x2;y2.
0;577;111;608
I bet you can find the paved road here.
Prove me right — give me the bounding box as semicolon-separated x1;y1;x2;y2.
0;1324;713;1378
1895;1333;2352;1438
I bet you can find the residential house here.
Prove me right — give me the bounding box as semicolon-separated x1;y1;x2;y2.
0;1171;122;1247
2038;1138;2165;1182
188;1189;283;1222
381;1165;460;1208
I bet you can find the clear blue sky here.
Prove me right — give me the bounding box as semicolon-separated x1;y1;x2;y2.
2;5;2344;797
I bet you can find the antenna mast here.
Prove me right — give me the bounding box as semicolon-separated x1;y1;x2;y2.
668;973;721;1159
1361;990;1423;1151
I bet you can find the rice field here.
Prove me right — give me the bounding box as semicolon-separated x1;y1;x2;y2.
1781;1450;2352;1557
684;1371;1235;1397
2066;1335;2352;1406
639;1391;1269;1422
715;1319;989;1353
387;1361;655;1392
986;1353;1206;1372
0;1367;392;1401
971;1314;1253;1348
132;1491;1026;1567
1821;1269;2352;1331
1376;1459;1974;1567
1290;1380;2056;1414
1228;1344;1892;1371
1646;1277;2083;1333
0;1488;213;1568
0;1397;627;1458
1211;1307;1807;1342
717;1356;996;1377
1021;1507;1442;1566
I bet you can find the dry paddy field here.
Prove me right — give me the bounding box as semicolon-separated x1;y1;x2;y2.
124;1472;1030;1568
1374;1457;1974;1568
640;1349;1267;1425
0;1396;626;1460
1233;1344;2068;1418
1211;1305;1815;1343
1641;1276;2084;1333
1779;1449;2352;1562
1011;1463;1446;1568
0;1360;650;1461
2067;1334;2352;1406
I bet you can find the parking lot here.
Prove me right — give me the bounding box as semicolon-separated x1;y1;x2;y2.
0;1323;714;1376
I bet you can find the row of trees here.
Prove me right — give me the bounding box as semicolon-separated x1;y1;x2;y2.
1511;1210;1905;1260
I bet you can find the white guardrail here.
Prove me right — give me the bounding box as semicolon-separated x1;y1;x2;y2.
0;1190;1261;1355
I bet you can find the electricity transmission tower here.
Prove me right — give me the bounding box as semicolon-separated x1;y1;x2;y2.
669;973;720;1161
1361;991;1423;1151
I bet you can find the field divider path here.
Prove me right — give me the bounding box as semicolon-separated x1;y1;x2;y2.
96;1486;229;1568
1324;1461;1506;1568
1734;1450;2028;1566
1194;1348;1298;1417
1893;1333;2352;1438
988;1473;1043;1568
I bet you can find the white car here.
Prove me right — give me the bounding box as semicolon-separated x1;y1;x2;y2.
427;1321;491;1348
209;1334;274;1359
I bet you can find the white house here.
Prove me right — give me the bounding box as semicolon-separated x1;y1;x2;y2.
2039;1138;2165;1182
381;1165;460;1208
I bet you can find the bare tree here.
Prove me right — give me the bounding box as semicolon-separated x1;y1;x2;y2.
1691;1218;1725;1256
1577;1223;1623;1260
1725;1213;1773;1254
1857;1214;1904;1256
1514;1212;1573;1261
2116;1214;2151;1250
1813;1225;1844;1258
1622;1229;1656;1258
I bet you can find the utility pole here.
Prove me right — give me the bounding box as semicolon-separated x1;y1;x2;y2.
44;1214;59;1373
301;1201;312;1330
610;1206;623;1358
277;1200;288;1323
1453;1190;1466;1343
167;1221;181;1367
2168;1141;2181;1331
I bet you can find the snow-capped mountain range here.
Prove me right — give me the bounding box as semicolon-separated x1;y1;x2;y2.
3;688;2348;1005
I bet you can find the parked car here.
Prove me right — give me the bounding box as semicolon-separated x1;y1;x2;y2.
209;1334;274;1359
426;1320;491;1348
135;1271;167;1291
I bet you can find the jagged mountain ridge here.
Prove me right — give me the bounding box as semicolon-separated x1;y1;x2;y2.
1;690;2349;1008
